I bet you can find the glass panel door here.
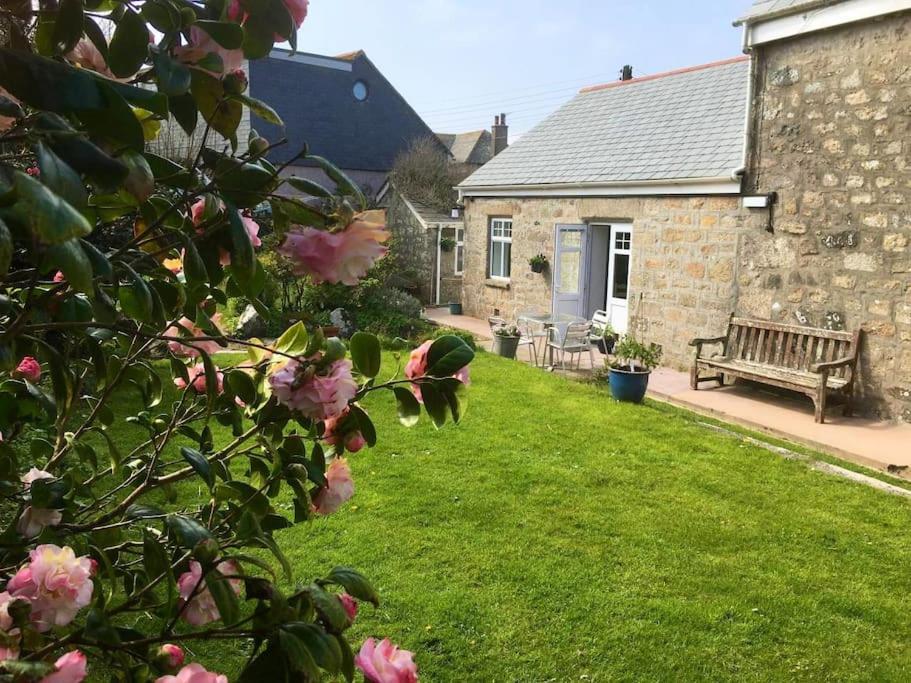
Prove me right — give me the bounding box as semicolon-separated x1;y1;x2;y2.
606;225;632;334
552;225;588;318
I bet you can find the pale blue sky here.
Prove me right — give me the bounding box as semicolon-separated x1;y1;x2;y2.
295;1;751;137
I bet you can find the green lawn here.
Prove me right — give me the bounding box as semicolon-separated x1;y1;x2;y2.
115;352;911;680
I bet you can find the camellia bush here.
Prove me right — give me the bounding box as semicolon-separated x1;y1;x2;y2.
0;1;473;681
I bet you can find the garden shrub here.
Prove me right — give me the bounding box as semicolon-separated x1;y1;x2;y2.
0;4;474;681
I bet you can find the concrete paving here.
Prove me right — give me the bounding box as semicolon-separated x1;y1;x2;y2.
426;307;911;479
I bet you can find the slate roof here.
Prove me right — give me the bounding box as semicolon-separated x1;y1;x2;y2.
405;197;462;227
436;130;493;166
249;49;443;172
459;57;750;189
735;0;833;24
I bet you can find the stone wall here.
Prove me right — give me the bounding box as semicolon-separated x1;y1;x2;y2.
744;11;911;419
385;191;436;303
462;196;761;369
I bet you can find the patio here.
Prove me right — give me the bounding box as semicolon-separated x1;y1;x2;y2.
426;307;911;479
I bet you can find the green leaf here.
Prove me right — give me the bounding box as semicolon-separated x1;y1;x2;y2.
169;93;198;136
84;607;121;646
207;568;240;625
197;348;220;407
141;0;179;33
118;263;153;322
269;196;329;228
307;155;366;209
78;81;145;151
420;383;447;429
190;70;242;149
108;9;149;78
231;92;283;125
337;635;355;683
286;176;332;198
36;142;87;209
392;387;420;427
349;332;381;378
44;240;94;294
279;629;321;679
239;646;289;682
325;567;379;607
227;205;256;283
180;447;214;489
152;48;191;96
348;405;376;447
125;504;165;519
181;236;209;286
119;149;155;203
53;0;84;55
83;16;109;63
227;370;257;405
426;335;474;378
274;321;309;356
241;13;276;60
0;219;11;278
196;20;245;49
79;239;113;281
9;171;92;245
308;584;349;632
166;514;214;549
32;112;128;190
283;623;342;675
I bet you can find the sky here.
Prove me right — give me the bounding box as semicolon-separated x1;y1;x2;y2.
294;0;751;138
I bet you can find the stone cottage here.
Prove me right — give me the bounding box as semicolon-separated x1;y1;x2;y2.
457;0;911;420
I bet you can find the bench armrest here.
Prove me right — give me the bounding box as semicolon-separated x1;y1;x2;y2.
689;336;727;358
811;356;856;373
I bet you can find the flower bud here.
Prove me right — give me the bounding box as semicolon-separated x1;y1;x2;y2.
323;337;347;364
223;68;248;95
249;135;270;156
192;538;220;564
179;7;196;27
156;644;185;672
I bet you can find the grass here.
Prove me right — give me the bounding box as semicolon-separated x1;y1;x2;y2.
102;351;911;681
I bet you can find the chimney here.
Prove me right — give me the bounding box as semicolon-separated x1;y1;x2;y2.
492;113;509;156
620;65;634;81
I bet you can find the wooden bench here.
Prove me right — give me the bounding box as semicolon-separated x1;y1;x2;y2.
689;316;862;423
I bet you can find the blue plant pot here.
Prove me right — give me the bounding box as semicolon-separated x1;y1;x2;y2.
608;368;650;404
448;303;462;315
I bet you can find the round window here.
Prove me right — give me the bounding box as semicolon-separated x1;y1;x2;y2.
352;80;369;101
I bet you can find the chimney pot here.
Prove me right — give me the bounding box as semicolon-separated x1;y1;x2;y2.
491;112;509;157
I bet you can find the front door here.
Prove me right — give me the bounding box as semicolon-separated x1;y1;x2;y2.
606;224;632;334
553;224;588;318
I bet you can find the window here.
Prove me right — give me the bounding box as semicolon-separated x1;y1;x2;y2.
352;80;369;101
488;218;512;279
454;227;465;275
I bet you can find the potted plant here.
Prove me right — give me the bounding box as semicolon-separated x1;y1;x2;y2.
448;302;463;315
440;237;457;252
596;322;617;354
607;335;663;403
492;323;522;359
529;253;548;273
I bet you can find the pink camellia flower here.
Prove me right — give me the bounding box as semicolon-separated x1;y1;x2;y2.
322;408;367;453
278;211;390;286
26;166;40;177
338;593;358;623
155;663;228;683
228;0;308;33
66;39;126;81
39;650;87;683
18;468;63;537
189;197;211;227
176;561;242;627
12;356;41;383
53;271;66;283
355;638;419;683
158;644;185;670
312;458;355;516
173;363;224;395
176;26;243;75
7;545;94;631
404;341;470;403
270;358;357;420
166;315;224;358
0;87;19;133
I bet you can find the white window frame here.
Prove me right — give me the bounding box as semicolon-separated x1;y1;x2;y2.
454;227;465;276
488;218;512;280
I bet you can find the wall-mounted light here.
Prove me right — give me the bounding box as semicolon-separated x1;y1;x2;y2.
451;205;464;219
742;192;777;209
742;192;778;233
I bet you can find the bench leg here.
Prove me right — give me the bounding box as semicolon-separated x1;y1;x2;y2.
843;384;855;417
814;385;827;424
690;366;699;390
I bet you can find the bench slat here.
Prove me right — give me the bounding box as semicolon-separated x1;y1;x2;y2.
731;317;854;341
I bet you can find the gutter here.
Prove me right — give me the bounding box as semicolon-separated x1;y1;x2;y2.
458;176;742;200
434;226;442;306
729;33;756;183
